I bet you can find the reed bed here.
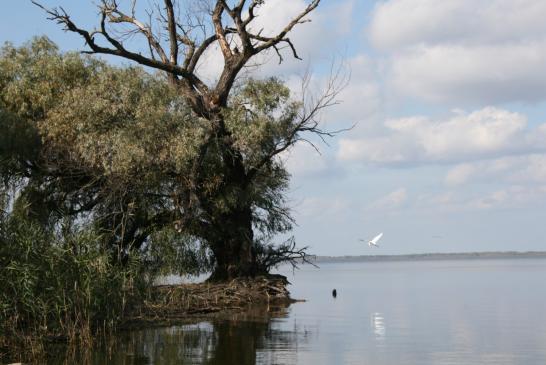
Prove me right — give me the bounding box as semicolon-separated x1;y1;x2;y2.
0;221;146;363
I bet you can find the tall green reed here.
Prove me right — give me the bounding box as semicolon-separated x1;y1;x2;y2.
0;214;147;362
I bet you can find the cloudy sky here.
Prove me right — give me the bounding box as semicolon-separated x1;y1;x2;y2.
2;0;546;255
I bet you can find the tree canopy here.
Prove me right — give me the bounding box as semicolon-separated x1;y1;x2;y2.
0;34;333;279
10;0;343;280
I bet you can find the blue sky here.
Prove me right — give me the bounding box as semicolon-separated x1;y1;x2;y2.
2;0;546;255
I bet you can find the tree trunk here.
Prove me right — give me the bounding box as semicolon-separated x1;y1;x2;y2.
207;205;258;282
205;121;262;281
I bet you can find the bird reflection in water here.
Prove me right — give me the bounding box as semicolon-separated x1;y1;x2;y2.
371;312;386;340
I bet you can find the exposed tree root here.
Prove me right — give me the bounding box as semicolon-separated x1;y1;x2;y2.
127;275;298;325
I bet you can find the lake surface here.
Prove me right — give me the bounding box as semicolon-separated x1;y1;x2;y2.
67;258;546;364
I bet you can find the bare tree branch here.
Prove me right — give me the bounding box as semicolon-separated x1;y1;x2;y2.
211;1;232;59
102;0;169;63
253;0;319;56
246;60;350;182
243;0;264;27
164;0;179;64
255;237;317;272
33;0;322;113
31;1;209;97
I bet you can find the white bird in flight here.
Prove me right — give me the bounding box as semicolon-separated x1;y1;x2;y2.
360;232;383;248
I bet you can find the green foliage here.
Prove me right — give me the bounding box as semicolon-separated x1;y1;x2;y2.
226;77;300;166
0;36;205;183
225;78;298;240
144;229;214;277
42;61;206;182
0;37;302;261
0;29;317;360
0;37;96;121
1;36;310;279
0;37;202;255
0;109;40;182
0;211;146;360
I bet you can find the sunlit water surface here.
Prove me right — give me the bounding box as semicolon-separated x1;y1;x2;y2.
64;258;546;364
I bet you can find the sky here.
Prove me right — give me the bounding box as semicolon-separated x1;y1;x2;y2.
2;0;546;256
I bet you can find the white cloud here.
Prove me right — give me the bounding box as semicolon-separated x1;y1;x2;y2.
368;0;546;104
464;185;546;210
445;164;477;186
194;0;355;88
467;189;509;210
194;45;224;85
318;54;383;128
370;0;475;49
247;0;355;78
445;154;546;186
369;0;546;49
513;155;546;183
337;107;542;165
390;42;546;104
297;196;348;218
282;142;328;178
419;185;546;212
369;188;408;210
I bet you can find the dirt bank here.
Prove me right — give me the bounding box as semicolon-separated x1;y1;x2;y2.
125;275;298;327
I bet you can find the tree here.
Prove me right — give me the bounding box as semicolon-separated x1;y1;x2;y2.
32;0;341;280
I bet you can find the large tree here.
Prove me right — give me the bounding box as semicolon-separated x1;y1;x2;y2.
32;0;340;280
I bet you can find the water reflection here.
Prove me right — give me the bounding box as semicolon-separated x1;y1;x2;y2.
83;304;309;365
48;259;546;365
371;312;386;340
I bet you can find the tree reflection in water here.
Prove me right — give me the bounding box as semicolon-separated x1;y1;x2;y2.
85;304;309;365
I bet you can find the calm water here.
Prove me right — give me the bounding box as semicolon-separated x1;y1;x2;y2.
69;258;546;364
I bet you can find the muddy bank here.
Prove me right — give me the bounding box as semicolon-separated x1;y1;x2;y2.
124;275;299;328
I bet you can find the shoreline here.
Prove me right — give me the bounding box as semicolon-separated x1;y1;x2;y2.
123;275;297;328
313;251;546;264
1;275;296;363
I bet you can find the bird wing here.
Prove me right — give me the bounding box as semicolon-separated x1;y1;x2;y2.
371;232;383;244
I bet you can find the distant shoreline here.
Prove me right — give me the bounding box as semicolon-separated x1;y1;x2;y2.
313;251;546;263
